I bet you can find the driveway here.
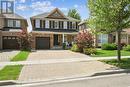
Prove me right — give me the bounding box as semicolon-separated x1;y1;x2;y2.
18;50;116;82
27;50;90;61
0;50;19;62
0;50;19;69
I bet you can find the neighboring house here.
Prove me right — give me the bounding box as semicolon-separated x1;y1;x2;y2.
0;13;28;50
30;8;80;50
78;21;130;47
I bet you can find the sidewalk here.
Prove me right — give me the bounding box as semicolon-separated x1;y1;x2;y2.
0;56;130;66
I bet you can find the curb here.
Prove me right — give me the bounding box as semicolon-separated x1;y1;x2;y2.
91;69;130;76
0;80;16;86
0;69;130;86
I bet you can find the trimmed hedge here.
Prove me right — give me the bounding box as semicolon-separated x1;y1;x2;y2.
83;48;96;55
123;45;130;51
101;43;117;50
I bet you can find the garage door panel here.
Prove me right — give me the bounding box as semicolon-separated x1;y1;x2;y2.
36;37;50;49
3;36;19;49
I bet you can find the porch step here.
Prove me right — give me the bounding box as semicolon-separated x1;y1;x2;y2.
51;46;63;50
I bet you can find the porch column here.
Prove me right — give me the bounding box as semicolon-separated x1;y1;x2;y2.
62;34;65;43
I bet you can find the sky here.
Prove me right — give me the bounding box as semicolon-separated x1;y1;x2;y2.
2;0;90;31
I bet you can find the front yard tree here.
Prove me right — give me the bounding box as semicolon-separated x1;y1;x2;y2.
88;0;130;61
68;9;81;20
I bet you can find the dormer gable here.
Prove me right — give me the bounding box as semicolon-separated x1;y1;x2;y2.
46;8;67;19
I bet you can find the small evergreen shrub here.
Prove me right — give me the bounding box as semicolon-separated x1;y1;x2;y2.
62;43;67;50
101;43;117;50
123;45;130;51
83;48;96;55
71;44;80;52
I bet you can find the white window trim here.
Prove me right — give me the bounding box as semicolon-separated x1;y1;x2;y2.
35;19;40;28
15;20;20;27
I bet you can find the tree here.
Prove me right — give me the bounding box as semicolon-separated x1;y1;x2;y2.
18;29;32;51
88;0;130;61
75;30;94;52
68;9;81;20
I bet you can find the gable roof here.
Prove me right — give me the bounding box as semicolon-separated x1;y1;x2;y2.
46;8;67;19
31;8;80;21
1;13;26;20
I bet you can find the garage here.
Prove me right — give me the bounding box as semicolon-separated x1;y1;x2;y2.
3;36;19;49
36;37;50;49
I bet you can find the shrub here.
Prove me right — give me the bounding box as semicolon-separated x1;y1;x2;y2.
123;45;130;51
75;30;94;52
83;48;96;55
17;29;32;51
71;44;80;52
101;43;117;50
62;43;66;50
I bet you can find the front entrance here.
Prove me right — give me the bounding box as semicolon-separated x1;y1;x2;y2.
54;35;59;46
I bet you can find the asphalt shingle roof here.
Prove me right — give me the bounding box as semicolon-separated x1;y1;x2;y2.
2;13;25;19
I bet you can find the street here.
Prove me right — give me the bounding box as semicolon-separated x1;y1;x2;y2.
19;74;130;87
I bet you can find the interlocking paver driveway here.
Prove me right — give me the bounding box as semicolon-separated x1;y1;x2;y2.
27;50;90;61
18;61;115;82
0;50;19;69
0;50;19;62
18;50;116;82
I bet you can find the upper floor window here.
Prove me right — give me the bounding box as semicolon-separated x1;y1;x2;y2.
8;20;20;27
35;19;40;28
54;21;59;29
59;21;63;29
72;22;76;29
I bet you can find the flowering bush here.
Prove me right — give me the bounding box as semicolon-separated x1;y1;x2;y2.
18;29;32;51
75;30;94;52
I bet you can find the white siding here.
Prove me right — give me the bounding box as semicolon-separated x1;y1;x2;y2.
45;20;49;28
64;21;67;29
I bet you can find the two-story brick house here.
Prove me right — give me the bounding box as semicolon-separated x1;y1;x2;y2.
30;8;80;49
0;13;28;50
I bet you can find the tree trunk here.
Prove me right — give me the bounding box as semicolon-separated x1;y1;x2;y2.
117;30;121;61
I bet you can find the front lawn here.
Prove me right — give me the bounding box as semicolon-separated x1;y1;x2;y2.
91;50;130;57
0;65;23;80
101;58;130;69
11;51;30;61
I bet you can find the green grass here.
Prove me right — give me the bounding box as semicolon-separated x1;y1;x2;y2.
11;51;30;61
101;58;130;69
91;50;130;57
0;65;23;80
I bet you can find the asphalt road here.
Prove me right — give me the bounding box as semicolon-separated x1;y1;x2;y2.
26;74;130;87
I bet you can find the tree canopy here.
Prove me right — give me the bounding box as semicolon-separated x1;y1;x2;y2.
88;0;130;33
88;0;130;61
68;9;81;20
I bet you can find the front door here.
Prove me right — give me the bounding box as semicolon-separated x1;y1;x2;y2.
54;35;59;46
